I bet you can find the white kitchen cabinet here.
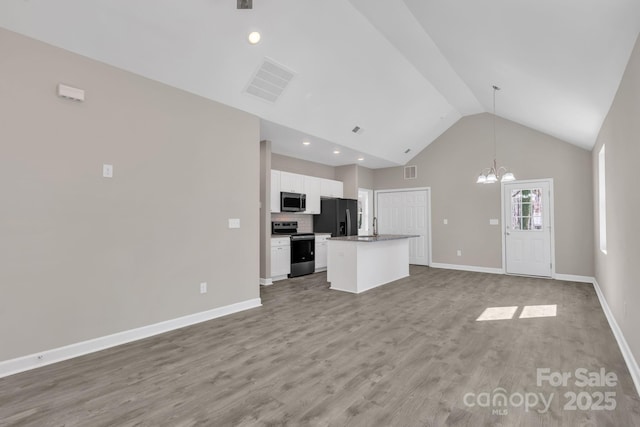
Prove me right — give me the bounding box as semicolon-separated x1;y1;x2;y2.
304;176;321;214
315;234;330;271
320;178;344;198
280;171;304;193
270;170;281;213
271;237;291;280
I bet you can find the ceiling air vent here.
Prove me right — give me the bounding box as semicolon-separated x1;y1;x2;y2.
244;58;296;103
237;0;252;9
404;165;417;180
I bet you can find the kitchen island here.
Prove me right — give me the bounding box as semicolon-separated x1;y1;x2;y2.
327;235;418;294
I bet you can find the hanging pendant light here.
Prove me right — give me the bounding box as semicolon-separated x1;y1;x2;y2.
476;85;516;184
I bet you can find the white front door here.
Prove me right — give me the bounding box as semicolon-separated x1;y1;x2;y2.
503;181;552;277
377;189;430;266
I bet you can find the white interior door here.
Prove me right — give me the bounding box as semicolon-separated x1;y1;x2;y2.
376;189;430;266
357;188;374;236
377;192;403;234
503;181;552;277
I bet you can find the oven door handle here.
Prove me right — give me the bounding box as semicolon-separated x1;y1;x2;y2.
291;235;315;242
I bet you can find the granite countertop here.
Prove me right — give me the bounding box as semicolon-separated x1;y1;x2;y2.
328;234;419;242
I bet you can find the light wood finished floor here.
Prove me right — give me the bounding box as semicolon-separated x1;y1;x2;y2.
1;267;639;426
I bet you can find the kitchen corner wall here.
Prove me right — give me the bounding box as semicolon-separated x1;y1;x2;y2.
357;165;375;190
592;34;640;375
374;113;594;276
335;165;358;199
271;153;335;179
0;29;260;362
260;141;272;280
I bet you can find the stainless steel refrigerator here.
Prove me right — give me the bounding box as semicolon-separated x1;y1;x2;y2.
313;198;358;237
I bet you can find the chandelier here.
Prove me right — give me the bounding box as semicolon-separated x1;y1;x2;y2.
476;85;515;184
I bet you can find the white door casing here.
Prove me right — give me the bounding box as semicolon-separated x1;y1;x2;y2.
376;189;431;266
503;180;553;277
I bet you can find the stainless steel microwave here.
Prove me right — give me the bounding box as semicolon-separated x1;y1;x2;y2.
281;192;306;212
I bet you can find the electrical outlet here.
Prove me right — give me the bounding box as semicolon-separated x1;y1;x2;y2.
200;282;207;294
102;164;113;178
457;250;462;257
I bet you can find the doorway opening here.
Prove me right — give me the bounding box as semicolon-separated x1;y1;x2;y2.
502;179;555;277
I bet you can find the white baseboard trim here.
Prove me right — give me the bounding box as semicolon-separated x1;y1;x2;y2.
592;279;640;396
430;262;503;275
554;274;594;283
0;298;262;379
260;278;273;286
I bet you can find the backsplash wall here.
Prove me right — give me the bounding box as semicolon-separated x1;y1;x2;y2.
271;213;314;233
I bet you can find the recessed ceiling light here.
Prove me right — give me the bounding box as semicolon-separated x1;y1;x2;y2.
358;157;364;161
333;150;340;154
248;31;261;45
302;141;311;146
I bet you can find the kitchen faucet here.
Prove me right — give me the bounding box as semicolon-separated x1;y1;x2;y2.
372;216;378;236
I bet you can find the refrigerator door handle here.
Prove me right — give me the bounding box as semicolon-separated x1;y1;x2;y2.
346;208;351;236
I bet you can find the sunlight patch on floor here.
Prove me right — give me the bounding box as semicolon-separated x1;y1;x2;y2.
519;304;557;319
476;306;519;321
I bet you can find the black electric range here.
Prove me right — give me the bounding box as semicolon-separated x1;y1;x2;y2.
272;221;315;278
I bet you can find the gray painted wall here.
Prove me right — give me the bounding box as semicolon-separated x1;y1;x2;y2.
374;113;594;275
0;29;260;362
335;165;358;199
260;141;271;280
271;153;335;179
357;165;375;190
592;34;640;369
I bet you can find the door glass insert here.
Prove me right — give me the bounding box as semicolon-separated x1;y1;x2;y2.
510;189;543;231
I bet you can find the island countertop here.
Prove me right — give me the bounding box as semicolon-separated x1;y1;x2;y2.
328;234;418;242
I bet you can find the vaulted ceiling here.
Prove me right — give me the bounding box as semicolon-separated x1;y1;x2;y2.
1;0;638;168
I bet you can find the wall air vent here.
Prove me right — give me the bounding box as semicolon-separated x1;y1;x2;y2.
244;58;296;103
404;165;417;180
237;0;252;9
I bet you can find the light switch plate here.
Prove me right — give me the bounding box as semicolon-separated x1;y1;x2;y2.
102;164;113;178
443;219;448;225
490;219;499;225
228;218;240;229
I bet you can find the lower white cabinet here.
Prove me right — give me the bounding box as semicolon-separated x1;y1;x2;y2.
315;234;330;271
271;237;290;280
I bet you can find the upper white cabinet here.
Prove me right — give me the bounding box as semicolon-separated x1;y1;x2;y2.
280;171;304;193
320;178;344;198
270;170;343;214
304;176;321;214
270;170;281;213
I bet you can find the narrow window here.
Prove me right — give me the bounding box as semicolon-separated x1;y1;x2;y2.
599;146;607;254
